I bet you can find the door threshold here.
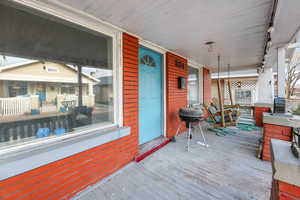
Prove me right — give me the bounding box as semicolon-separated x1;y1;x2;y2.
135;137;171;162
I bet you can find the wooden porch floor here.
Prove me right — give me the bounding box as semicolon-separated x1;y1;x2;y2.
73;125;272;200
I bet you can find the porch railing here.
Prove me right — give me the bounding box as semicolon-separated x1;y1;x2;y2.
57;95;95;108
0;97;31;116
0;95;95;117
0;113;73;144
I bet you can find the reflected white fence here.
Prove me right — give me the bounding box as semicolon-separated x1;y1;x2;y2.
0;94;95;117
0;97;31;116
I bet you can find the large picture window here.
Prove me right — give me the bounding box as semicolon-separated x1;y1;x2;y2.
188;66;200;105
0;3;117;147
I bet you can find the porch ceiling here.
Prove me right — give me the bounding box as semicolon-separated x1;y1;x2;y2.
271;0;300;47
59;0;273;71
265;0;300;71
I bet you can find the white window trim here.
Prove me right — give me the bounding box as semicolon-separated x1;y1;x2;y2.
0;1;123;154
45;66;59;73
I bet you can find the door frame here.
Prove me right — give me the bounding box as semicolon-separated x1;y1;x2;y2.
139;40;166;138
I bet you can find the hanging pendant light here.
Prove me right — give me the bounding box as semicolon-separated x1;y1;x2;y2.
205;41;215;52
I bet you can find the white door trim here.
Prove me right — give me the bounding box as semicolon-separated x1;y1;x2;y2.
139;40;167;137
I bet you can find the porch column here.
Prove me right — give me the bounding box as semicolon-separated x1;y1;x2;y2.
255;67;274;126
88;83;94;96
277;47;286;98
78;65;83;107
257;67;274;104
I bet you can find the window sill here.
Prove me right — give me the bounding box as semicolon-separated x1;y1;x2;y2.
0;126;130;181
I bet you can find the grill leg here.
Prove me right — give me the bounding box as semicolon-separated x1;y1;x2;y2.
175;121;182;137
197;122;209;148
187;122;191;152
171;120;182;142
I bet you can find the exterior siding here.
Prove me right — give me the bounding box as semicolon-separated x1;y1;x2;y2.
254;107;271;127
262;124;292;161
122;32;139;156
203;67;211;104
271;180;300;200
166;52;188;138
0;33;139;200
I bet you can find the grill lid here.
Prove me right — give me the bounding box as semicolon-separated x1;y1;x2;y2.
179;107;203;118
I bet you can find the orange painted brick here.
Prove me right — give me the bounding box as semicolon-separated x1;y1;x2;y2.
203;68;211;105
262;124;292;161
255;107;270;127
165;52;188;138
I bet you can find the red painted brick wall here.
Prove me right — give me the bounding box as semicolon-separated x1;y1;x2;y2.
0;33;139;200
122;33;139;153
271;171;300;199
203;67;211;105
270;141;300;200
166;52;188;138
271;142;300;200
255;107;271;127
262;124;292;161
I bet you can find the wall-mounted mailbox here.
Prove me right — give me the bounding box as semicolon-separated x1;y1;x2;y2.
175;60;185;69
178;77;186;89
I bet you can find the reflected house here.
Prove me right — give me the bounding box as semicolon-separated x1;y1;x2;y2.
0;61;99;116
94;76;113;105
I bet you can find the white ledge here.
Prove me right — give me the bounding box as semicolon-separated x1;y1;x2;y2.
263;112;300;128
254;102;273;108
271;139;300;187
0;126;130;180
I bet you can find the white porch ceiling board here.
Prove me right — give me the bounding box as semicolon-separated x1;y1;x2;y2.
60;0;273;71
272;0;300;47
263;0;300;72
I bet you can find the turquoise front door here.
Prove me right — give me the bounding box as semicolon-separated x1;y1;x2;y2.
139;47;163;144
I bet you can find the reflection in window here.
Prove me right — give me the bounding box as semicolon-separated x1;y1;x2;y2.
0;56;114;145
61;84;76;95
140;55;156;67
188;67;199;105
0;2;115;147
0;1;116;145
7;81;28;97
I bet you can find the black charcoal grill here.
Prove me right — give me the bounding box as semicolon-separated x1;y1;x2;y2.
175;106;208;151
179;107;204;128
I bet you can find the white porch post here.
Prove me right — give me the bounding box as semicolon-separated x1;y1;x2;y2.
277;47;286;98
199;67;204;104
88;83;94;96
256;67;274;104
88;83;95;106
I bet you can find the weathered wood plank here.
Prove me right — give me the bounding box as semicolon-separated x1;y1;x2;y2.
73;126;272;200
